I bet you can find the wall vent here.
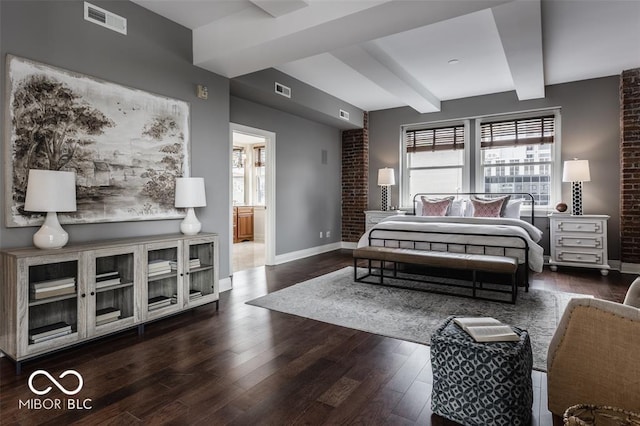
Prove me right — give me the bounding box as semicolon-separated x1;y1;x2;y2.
339;109;350;121
274;82;291;98
84;2;127;35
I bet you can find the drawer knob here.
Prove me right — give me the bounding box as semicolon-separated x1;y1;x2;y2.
576;240;581;244
576;225;582;229
577;255;582;259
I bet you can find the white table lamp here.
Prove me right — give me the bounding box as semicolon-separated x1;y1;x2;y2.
562;159;591;215
175;177;206;235
24;169;77;249
377;168;395;211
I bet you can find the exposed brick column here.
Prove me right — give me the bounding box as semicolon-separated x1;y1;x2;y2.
620;68;640;265
342;112;369;243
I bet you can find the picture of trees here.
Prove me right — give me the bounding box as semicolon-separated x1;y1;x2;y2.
5;55;190;227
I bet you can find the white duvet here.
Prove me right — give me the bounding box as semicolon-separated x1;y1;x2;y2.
357;215;544;272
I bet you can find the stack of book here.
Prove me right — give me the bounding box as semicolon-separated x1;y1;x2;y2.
188;258;201;269
96;307;121;326
96;271;121;289
148;295;171;311
29;322;72;344
30;277;76;300
189;289;202;300
148;260;172;277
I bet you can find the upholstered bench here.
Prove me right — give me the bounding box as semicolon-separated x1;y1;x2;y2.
353;246;519;303
430;316;533;426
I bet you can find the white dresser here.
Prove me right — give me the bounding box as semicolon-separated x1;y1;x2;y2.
364;210;405;232
548;214;610;275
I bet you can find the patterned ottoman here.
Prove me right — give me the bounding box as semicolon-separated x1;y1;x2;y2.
430;316;533;426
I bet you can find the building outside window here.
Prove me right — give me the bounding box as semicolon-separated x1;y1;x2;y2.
400;111;560;210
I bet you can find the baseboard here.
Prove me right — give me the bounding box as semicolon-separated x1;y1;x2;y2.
219;277;232;292
274;242;343;265
341;242;357;250
621;262;640;274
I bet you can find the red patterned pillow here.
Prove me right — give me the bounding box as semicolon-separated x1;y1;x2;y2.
471;197;506;217
421;196;453;216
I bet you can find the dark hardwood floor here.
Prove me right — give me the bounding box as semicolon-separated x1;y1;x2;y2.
0;250;634;425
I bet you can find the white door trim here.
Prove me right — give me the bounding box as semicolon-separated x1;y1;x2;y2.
229;123;276;270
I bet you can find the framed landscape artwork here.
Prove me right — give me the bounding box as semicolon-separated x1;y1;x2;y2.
4;55;190;227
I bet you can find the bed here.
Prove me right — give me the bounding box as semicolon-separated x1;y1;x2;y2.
354;193;545;301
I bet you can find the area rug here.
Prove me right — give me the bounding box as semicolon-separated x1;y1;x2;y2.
247;267;590;371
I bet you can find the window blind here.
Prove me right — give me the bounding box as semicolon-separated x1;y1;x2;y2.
254;146;265;167
480;115;555;149
405;125;464;153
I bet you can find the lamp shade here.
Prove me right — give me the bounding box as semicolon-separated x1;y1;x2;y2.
175;177;206;208
377;168;395;186
562;160;591;182
24;169;77;212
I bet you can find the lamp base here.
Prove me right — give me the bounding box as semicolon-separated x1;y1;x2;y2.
381;186;390;211
180;207;202;235
33;212;69;249
571;181;584;215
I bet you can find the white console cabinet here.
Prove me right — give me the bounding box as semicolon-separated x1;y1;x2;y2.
0;233;218;373
548;214;610;276
364;210;406;232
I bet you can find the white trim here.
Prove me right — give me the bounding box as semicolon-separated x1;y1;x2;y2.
229;123;277;270
219;277;232;292
274;242;343;265
621;262;640;274
341;241;358;250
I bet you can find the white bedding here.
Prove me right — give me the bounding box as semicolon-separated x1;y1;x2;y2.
357;215;544;272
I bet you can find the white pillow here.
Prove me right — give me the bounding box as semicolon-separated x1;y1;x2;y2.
447;199;465;217
504;200;522;219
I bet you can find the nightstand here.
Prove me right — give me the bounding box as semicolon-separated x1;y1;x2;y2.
364;210;405;232
548;214;610;276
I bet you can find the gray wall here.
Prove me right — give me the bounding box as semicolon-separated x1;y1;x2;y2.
369;77;620;259
0;1;232;276
230;96;342;255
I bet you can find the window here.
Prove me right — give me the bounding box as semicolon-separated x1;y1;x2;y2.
254;145;266;206
401;122;468;206
478;115;557;207
232;147;245;205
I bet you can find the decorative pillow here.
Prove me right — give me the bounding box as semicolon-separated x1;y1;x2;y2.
447;199;466;217
504;200;522;219
471;195;511;217
470;197;506;218
421;196;453;216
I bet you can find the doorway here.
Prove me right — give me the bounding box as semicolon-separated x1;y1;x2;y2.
229;123;275;274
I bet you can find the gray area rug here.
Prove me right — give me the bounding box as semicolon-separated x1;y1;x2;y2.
247;267;587;371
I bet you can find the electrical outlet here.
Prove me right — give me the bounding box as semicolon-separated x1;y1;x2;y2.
319;231;323;238
326;231;331;238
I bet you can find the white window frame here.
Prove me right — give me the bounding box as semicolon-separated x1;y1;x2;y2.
399;119;471;209
474;109;562;215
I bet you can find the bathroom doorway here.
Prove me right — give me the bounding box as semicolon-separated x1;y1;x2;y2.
229;123;275;273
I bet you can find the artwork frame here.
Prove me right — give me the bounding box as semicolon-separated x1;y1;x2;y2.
4;55;190;227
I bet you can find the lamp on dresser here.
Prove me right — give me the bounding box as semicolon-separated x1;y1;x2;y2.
562;159;591;215
377;168;395;211
175;177;207;235
24;169;77;249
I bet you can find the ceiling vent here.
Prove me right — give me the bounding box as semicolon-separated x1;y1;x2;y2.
275;82;291;98
84;2;127;35
339;109;350;121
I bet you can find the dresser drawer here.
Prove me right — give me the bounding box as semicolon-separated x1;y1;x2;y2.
555;220;604;234
555;236;603;249
556;250;603;264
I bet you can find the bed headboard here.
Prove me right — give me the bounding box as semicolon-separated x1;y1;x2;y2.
411;192;536;224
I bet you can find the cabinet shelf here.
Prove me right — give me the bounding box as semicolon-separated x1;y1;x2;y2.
29;293;77;307
96;281;134;293
148;272;178;282
190;264;213;273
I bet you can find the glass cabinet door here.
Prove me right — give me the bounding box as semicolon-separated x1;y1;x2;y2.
184;236;218;307
23;254;81;355
145;241;182;318
89;246;139;335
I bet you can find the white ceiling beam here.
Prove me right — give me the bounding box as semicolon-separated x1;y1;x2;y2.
194;0;512;78
492;0;545;100
332;45;440;113
250;0;309;18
